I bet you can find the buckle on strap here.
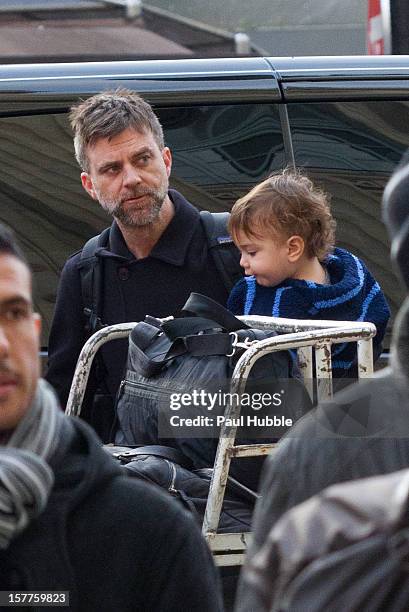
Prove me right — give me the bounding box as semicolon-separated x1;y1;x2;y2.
226;332;258;357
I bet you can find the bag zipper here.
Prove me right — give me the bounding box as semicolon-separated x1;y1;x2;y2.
165;459;178;494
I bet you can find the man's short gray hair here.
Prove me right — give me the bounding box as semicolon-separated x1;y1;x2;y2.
69;88;165;172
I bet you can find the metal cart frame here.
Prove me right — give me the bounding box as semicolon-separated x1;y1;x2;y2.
66;315;376;566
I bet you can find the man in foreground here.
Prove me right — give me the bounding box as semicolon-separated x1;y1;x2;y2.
46;89;238;439
0;224;222;611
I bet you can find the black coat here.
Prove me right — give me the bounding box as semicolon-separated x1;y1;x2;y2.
1;417;223;612
236;373;409;609
46;190;229;434
248;370;409;554
236;332;409;612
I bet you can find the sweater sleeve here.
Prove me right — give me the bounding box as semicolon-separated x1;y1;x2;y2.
227;277;247;314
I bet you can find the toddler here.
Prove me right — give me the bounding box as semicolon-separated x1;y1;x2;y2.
227;169;390;377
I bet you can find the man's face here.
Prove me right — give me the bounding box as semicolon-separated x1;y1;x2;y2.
0;254;41;431
81;127;172;228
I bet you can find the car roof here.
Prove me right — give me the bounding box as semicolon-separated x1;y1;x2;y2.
1;55;409;113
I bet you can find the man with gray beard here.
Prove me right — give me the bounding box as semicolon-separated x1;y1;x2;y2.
46;89;233;440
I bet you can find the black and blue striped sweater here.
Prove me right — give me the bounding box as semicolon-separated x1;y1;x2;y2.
227;248;390;377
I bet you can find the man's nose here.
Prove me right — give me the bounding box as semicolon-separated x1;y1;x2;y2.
122;164;142;187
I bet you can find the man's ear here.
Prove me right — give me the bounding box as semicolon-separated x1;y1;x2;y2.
81;172;98;201
33;313;42;336
287;235;305;262
162;147;172;178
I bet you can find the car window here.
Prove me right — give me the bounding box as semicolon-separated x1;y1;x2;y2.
0;103;285;346
0;112;110;348
287;100;409;342
159;103;285;209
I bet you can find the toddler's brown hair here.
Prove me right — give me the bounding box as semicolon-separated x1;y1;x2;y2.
228;168;336;261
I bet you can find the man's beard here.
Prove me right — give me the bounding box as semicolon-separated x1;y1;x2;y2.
95;186;167;227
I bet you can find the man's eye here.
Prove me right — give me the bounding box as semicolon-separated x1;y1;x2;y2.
102;166;119;175
247;251;257;256
5;307;27;321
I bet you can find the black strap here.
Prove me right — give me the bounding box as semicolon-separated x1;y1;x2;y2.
129;319;234;371
165;332;233;361
183;332;233;356
200;210;243;293
108;444;193;470
182;292;248;332
79;228;110;337
195;468;258;505
162;316;223;340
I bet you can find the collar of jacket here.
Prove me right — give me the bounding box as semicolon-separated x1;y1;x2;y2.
97;189;200;266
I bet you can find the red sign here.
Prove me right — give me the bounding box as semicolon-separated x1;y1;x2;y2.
368;0;385;54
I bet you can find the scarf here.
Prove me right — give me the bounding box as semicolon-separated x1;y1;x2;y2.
0;379;64;549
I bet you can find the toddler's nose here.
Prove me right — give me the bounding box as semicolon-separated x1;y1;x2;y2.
240;253;249;270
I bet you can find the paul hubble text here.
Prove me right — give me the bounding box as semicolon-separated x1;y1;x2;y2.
169;415;293;428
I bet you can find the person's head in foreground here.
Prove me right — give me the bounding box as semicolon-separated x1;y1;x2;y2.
228;168;336;286
0;225;41;440
0;223;60;554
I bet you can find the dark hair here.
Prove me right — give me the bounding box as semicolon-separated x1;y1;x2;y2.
0;224;28;266
69;88;165;172
228;168;336;261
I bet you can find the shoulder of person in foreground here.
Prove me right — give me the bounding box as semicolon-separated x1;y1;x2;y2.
66;418;223;612
245;369;407;559
236;464;409;612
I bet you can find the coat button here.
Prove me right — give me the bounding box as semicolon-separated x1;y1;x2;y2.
117;266;130;281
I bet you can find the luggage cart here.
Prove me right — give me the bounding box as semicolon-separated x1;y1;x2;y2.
65;316;377;566
204;315;376;566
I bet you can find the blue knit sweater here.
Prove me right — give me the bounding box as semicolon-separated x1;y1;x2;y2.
227;248;390;377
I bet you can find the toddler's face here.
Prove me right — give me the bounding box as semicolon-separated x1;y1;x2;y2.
235;229;293;287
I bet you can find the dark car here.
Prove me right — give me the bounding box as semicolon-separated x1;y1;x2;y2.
0;55;408;357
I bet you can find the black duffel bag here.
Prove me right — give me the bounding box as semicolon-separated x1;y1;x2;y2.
105;444;256;533
114;292;311;492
